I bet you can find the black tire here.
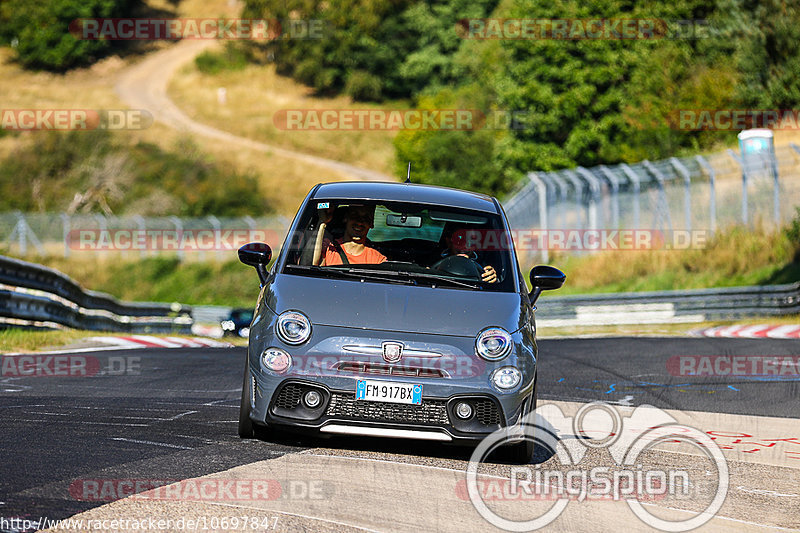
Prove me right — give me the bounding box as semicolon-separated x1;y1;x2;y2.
504;434;535;465
238;359;255;438
502;377;538;464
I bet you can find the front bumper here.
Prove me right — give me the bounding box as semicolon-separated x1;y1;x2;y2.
249;377;532;444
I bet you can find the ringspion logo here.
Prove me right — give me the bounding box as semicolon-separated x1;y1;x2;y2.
466;402;728;531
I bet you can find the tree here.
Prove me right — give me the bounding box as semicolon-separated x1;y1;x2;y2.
2;0;143;71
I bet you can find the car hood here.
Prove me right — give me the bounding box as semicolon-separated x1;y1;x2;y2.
264;273;525;337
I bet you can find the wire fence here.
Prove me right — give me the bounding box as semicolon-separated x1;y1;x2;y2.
503;143;800;262
4;142;800;263
0;213;290;261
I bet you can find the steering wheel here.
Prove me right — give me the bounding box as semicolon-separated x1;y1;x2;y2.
431;255;483;279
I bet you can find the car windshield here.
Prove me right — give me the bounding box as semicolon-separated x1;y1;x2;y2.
281;200;517;292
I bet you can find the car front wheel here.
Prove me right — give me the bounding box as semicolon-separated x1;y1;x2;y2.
238;360;256;438
501;377;537;464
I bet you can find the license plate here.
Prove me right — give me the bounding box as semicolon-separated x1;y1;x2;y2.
356;380;422;405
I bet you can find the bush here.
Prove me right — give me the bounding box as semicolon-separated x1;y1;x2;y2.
242;0;499;101
195;43;249;75
0;131;271;216
344;70;382;101
1;0;143;71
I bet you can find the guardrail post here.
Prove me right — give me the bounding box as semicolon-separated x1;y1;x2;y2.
620;164;641;229
133;215;147;258
642;160;674;232
9;212;44;256
771;148;780;225
598;166;620;228
60;213;70;258
537;173;557;230
169;216;185;261
527;172;549;263
727;149;748;225
549;172;569;228
563;170;587;230
576;167;602;231
695;156;716;236
207;215;222;261
670;157;692;232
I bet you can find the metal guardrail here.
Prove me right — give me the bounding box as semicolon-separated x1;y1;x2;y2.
0;255;192;333
535;283;800;327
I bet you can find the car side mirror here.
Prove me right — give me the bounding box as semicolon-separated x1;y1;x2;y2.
239;242;272;285
528;265;565;305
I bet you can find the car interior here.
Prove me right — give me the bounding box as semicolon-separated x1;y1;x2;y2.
288;201;514;289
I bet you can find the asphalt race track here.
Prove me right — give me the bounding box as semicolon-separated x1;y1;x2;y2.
1;338;798;532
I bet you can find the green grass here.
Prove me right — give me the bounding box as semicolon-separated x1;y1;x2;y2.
0;328;101;353
24;256;262;308
195;42;249;75
542;216;800;297
3;211;798;308
0;130;270;217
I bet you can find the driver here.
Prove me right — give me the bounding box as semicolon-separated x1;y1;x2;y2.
441;226;498;283
312;204;387;266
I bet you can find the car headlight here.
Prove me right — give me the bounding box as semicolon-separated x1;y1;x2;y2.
275;311;311;345
262;348;291;373
475;327;513;361
491;366;522;390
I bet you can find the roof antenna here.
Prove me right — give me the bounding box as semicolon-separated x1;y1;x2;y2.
405;162;411;183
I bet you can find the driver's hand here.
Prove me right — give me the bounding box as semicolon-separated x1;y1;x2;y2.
482;265;497;283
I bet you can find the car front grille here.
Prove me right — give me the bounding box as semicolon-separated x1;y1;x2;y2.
473;398;501;425
273;383;303;409
334;361;447;378
325;392;450;425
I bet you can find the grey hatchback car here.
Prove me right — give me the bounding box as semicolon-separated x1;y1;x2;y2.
237;181;564;462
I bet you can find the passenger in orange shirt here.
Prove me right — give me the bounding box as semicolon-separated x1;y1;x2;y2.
313;204;387;266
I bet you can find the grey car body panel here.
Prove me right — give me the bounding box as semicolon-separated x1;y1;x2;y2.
262;274;527;336
310;181;500;214
245;182;541;444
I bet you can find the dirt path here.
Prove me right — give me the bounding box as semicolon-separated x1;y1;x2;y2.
114;40;394;182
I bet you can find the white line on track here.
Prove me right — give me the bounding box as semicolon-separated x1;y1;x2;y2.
111;437;194;450
12;419;149;426
638;501;800;531
2;345;136;356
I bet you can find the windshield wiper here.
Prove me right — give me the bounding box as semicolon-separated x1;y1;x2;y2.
396;271;483;290
285;264;416;285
